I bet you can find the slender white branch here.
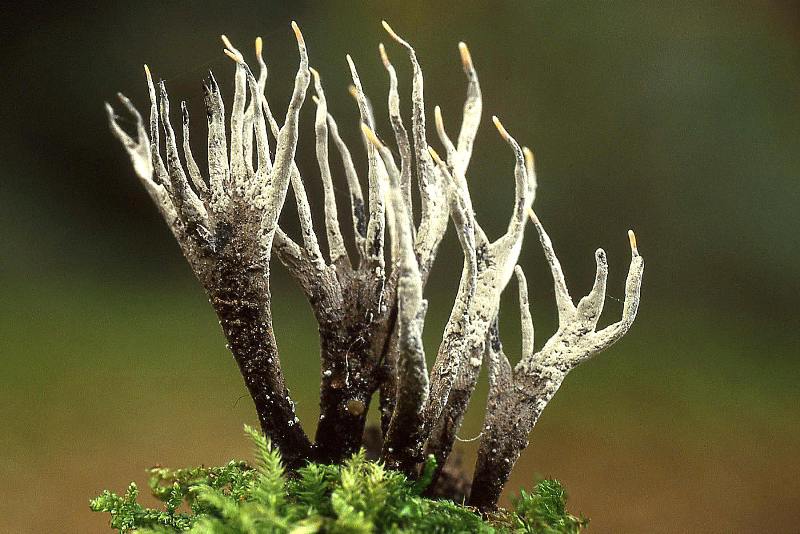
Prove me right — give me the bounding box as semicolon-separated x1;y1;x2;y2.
528;209;575;325
260;21;311;250
455;42;482;175
203;71;229;214
347;54;386;268
311;68;348;265
323;107;368;259
379;43;414;224
105;94;175;231
179;102;209;200
222;37;248;190
144;65;170;194
515;266;534;360
158;82;210;240
382;20;448;280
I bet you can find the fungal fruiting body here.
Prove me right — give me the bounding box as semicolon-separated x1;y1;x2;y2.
106;20;644;510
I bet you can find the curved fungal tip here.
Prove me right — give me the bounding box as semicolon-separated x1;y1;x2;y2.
291;21;304;44
143;64;152;79
347;84;358;99
379;43;390;67
223;48;241;63
381;20;404;44
255;36;263;57
458;41;473;70
221;34;234;50
311;95;320;105
628;230;639;256
492;115;509;140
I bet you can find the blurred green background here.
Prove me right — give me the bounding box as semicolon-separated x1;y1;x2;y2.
1;1;799;532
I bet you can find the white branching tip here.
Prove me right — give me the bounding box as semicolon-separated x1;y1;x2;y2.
514;265;534;359
434;106;444;137
492;115;510;141
595;248;607;264
628;229;639;257
223;48;241;63
458;42;473;72
143;65;156;100
291;21;304;46
221;35;243;62
255;36;263;58
311;95;320;105
433;105;456;159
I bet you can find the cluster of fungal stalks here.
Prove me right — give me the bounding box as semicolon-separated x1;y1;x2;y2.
106;21;644;511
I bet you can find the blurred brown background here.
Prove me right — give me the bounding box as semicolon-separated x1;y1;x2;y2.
1;1;799;532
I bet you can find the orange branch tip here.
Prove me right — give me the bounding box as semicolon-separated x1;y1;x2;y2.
291;21;304;44
360;123;382;148
458;42;473;70
628;230;639;256
381;20;398;39
255;37;263;58
379;43;390;67
427;146;444;165
492;116;510;140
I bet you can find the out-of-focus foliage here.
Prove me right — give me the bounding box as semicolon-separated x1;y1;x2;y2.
91;426;585;533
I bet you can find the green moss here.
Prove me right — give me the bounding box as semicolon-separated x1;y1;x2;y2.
91;426;586;533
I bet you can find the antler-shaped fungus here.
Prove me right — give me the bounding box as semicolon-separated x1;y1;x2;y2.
106;20;644;504
469;218;644;510
107;23;312;468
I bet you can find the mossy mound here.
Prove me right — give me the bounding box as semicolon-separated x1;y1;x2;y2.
91;426;586;533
